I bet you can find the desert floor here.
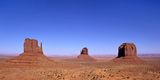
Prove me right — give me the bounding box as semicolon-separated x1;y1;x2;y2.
0;55;160;80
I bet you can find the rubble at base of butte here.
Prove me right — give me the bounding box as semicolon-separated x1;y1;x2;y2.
8;38;52;65
77;47;96;61
113;43;142;63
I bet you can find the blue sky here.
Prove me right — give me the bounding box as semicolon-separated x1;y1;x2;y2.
0;0;160;56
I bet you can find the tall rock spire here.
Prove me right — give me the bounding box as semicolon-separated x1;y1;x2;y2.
40;42;43;52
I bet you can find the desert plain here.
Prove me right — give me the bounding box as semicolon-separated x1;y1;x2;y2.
0;54;159;80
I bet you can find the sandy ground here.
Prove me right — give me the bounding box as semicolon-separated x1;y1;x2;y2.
0;55;160;80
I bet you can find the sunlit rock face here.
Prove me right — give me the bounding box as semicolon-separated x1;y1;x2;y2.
112;43;143;63
117;43;137;58
77;47;96;61
23;38;43;55
8;38;52;65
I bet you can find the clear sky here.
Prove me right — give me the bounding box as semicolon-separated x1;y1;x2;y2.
0;0;160;56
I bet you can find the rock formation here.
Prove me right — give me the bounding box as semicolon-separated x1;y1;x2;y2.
8;38;52;65
24;38;43;54
113;43;142;63
77;47;95;61
80;47;88;55
117;43;137;58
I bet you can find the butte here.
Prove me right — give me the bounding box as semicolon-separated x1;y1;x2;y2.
113;43;142;63
8;38;53;66
77;47;96;61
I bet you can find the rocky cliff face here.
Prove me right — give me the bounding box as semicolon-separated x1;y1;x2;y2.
77;47;95;61
23;38;43;55
117;43;137;58
113;43;142;63
8;38;52;65
80;47;88;55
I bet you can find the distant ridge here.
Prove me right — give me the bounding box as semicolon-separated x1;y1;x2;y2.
138;53;160;56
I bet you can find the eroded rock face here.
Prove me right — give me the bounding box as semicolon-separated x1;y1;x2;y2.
80;47;88;55
8;38;51;65
113;43;143;63
117;43;137;58
23;38;43;55
77;47;95;61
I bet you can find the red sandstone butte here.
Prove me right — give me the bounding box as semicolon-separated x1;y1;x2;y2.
77;47;96;61
113;43;142;63
8;38;51;65
117;43;137;58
